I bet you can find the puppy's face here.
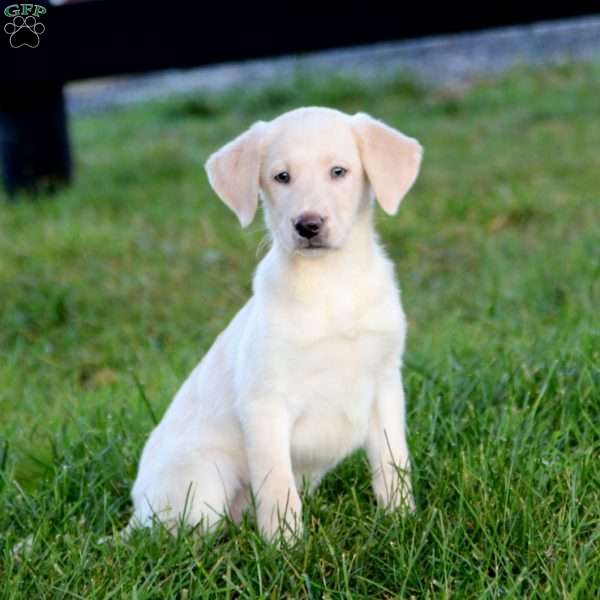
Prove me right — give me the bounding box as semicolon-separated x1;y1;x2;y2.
260;109;365;253
205;107;423;255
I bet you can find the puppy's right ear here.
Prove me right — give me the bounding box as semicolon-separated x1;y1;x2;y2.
204;121;265;227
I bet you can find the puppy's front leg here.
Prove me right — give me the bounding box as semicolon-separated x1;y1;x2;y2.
243;403;301;541
367;368;415;513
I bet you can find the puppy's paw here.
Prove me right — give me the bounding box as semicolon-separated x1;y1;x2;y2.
258;491;303;544
394;485;416;515
373;471;415;515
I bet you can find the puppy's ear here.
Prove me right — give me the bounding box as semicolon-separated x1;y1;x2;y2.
351;112;423;215
204;121;265;227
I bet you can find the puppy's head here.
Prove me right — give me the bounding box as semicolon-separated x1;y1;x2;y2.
205;107;422;254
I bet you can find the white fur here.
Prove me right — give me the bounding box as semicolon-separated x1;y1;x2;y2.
130;107;423;541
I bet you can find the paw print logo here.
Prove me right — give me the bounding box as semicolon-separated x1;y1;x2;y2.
4;15;45;48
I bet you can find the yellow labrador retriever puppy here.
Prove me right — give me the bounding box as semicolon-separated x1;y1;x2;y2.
130;107;423;541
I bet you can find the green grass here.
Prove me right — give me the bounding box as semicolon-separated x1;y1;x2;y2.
1;62;599;598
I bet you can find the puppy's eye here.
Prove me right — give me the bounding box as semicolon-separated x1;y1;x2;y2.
330;166;347;179
274;171;291;184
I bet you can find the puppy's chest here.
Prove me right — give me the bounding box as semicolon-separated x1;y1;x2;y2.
284;332;394;468
270;298;403;405
264;291;405;468
283;290;403;347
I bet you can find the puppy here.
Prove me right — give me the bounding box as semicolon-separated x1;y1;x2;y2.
130;107;423;541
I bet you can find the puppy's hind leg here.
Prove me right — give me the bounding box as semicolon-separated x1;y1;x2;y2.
130;450;242;534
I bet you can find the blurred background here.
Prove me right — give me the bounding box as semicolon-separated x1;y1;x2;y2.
1;1;600;196
1;2;599;596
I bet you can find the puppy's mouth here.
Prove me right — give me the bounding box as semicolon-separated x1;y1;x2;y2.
295;238;331;251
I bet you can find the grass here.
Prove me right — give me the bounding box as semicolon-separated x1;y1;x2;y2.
1;62;599;598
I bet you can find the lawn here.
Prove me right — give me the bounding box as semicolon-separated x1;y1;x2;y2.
0;63;599;598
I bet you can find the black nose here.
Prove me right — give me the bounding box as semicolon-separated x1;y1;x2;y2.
294;213;324;239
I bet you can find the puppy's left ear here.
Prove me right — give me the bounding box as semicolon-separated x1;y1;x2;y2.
352;112;423;215
204;121;266;227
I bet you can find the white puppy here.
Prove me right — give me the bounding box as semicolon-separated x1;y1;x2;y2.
130;107;423;540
